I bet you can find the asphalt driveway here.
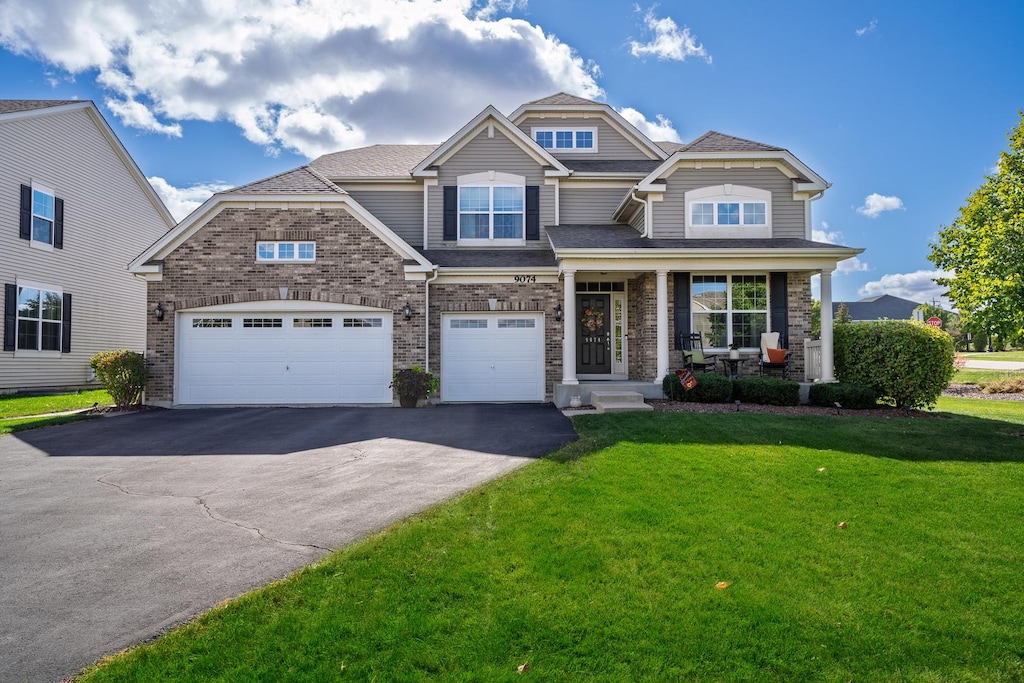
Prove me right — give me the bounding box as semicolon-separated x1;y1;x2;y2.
0;404;577;682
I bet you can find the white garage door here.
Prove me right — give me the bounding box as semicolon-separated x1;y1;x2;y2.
441;313;545;402
178;310;393;405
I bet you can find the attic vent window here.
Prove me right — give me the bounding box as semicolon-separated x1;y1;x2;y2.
531;127;597;153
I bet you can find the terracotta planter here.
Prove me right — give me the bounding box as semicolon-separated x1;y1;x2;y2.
399;395;420;408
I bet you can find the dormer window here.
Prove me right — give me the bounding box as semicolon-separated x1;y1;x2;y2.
531;127;597;153
685;185;772;239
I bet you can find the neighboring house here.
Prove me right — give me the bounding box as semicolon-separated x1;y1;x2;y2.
833;295;921;322
1;100;175;392
130;93;861;408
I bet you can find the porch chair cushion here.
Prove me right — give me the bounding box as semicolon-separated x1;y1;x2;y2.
766;348;788;363
689;350;705;364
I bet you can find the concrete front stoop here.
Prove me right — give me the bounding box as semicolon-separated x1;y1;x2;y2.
589;390;654;414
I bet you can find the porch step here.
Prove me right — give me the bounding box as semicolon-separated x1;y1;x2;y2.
590;390;654;414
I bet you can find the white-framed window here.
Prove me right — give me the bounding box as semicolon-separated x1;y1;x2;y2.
684;185;772;238
256;241;316;262
531;127;598;153
457;172;525;244
31;184;56;247
16;283;63;351
343;317;382;328
192;318;232;328
243;318;282;328
690;274;768;349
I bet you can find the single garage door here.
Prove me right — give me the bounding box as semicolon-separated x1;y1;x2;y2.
441;312;545;402
178;310;393;404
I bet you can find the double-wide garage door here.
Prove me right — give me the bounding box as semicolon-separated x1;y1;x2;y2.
178;310;393;405
441;313;545;402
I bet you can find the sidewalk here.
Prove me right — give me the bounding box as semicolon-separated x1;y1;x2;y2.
963;359;1024;371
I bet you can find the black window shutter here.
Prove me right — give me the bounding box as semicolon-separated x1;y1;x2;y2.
19;185;32;241
525;185;540;240
53;197;64;249
442;186;457;241
4;284;16;352
61;293;72;353
673;272;691;350
769;272;788;345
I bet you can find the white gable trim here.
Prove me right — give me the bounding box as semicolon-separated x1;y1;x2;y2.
412;105;569;178
129;193;432;276
638;151;830;193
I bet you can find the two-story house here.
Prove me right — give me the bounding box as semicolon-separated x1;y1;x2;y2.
130;93;861;407
2;100;175;392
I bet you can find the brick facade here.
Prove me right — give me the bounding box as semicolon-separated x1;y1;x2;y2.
786;272;813;378
145;207;423;404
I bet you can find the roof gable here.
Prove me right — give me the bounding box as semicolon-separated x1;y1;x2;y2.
679;131;784;153
310;144;438;179
524;92;603;107
225;166;346;195
0;100;82;116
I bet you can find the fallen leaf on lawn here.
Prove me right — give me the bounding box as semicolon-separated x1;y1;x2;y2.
518;662;530;674
715;581;730;589
818;467;826;472
838;522;848;529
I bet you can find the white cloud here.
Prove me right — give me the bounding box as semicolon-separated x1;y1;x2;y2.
0;0;604;158
855;19;878;37
616;106;681;143
812;220;841;244
629;8;710;63
148;176;232;221
857;193;905;218
858;269;953;308
837;256;869;273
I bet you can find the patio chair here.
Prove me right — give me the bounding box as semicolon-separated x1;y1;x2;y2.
759;332;791;379
680;332;719;373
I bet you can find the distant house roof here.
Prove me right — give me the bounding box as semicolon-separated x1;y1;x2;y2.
833;294;921;321
225;166;346;195
0;99;81;115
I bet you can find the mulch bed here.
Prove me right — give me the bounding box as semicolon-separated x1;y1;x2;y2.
82;405;155;415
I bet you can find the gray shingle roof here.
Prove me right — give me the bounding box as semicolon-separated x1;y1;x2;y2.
832;295;921;321
225;166;345;195
547;224;853;251
310;144;438;178
419;250;557;268
655;141;686;154
679;131;784;153
567;159;662;174
524;92;602;107
0;99;83;115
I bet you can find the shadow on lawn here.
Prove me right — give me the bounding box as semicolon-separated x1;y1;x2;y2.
555;410;1024;464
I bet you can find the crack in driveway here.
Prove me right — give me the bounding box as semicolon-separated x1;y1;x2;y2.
96;475;331;553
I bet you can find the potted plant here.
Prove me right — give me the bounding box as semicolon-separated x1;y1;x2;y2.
729;341;741;360
390;366;439;408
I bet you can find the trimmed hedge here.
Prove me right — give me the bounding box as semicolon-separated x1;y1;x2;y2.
90;349;148;408
731;377;800;406
834;321;955;409
662;372;733;403
808;382;879;410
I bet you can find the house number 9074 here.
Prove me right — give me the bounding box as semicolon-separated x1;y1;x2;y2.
514;275;537;283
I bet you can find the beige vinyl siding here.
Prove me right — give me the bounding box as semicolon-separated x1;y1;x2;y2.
652;167;806;239
517;116;655;161
628;204;645;232
560;185;632;224
345;188;423;246
0;107;170;390
427;129;552;248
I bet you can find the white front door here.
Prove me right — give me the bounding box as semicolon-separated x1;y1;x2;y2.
177;309;393;405
441;313;545;402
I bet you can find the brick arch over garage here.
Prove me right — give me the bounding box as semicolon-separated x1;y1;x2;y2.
172;289;395;313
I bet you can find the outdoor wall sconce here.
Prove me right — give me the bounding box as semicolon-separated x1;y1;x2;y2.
154;302;165;321
402;302;413;320
555;303;563;321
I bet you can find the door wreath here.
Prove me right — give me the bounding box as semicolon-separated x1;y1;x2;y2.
580;307;605;332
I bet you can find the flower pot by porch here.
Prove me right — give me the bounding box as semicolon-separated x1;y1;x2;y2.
399;395;420;408
729;349;740;360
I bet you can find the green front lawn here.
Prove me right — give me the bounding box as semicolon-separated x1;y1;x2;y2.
0;389;112;419
0;413;100;435
962;350;1024;362
952;367;1023;385
80;401;1024;681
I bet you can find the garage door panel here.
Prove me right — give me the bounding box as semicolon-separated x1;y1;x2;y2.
441;314;544;402
178;311;393;405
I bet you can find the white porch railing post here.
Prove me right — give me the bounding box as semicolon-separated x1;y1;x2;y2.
562;269;578;385
804;339;823;382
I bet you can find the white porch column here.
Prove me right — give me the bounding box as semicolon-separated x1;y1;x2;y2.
562;269;578;384
819;269;836;382
656;270;669;382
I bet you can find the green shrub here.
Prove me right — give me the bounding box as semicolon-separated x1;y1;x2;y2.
731;377;800;406
662;372;733;403
834;321;955;409
89;350;148;408
808;382;879;409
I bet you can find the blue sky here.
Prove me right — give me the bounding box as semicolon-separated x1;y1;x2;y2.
2;0;1022;305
